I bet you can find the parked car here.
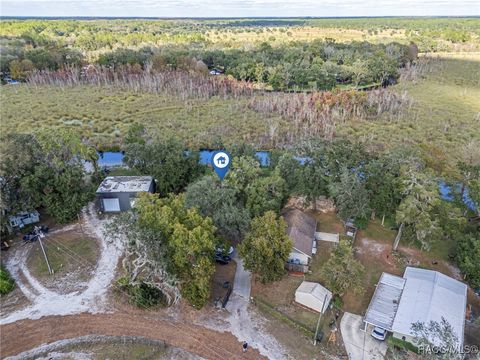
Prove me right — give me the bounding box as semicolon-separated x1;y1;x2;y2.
216;246;234;256
215;253;232;265
371;327;387;341
5;79;20;85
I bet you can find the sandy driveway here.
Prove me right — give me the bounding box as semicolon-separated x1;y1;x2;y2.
340;312;387;360
1;208;288;360
221;254;290;359
1;204;123;325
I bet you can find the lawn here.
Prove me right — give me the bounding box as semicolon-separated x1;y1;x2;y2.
27;229;99;284
310;211;345;234
357;218;396;245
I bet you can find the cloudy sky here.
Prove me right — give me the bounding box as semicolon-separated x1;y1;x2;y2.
1;0;479;17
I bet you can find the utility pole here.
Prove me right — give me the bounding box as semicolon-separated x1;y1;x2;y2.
314;293;329;345
36;227;53;275
392;222;404;251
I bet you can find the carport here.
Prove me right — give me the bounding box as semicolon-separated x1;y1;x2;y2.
363;273;405;332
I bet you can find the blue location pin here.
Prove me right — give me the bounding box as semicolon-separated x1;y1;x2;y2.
211;150;231;180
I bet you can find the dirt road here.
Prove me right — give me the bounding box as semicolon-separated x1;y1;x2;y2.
0;313;265;360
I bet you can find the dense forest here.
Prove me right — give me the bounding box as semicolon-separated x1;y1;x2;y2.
1;17;479;89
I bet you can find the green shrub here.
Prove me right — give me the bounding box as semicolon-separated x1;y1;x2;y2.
116;277;167;308
388;335;419;354
331;296;343;309
0;266;15;295
354;216;369;229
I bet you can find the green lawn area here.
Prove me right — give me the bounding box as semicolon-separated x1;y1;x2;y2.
27;233;99;278
357;218;396;244
310;211;345;234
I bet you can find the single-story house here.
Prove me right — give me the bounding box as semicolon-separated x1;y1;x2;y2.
96;176;154;212
295;281;332;314
364;267;467;348
284;209;317;267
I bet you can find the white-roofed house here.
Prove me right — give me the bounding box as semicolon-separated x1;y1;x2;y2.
96;176;155;212
391;267;467;348
363;267;467;348
295;281;332;314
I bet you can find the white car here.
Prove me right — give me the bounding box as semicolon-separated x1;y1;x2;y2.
216;246;234;256
371;327;387;341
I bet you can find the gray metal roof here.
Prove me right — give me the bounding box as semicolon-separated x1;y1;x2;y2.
284;210;317;256
364;273;406;330
392;267;467;347
96;176;153;194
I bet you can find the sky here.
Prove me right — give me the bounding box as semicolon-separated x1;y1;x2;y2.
1;0;479;18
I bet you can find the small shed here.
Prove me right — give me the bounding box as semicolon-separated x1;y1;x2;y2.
295;281;332;314
96;176;154;212
345;219;358;239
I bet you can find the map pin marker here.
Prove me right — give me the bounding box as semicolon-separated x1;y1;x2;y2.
211;150;231;180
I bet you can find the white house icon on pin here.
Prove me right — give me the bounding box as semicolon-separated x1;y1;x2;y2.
217;156;226;165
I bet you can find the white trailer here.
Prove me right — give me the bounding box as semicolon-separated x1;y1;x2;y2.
8;211;40;232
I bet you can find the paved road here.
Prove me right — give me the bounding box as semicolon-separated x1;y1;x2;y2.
231;254;252;300
340;312;387;360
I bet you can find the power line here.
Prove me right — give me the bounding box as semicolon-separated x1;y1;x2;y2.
41;235;245;360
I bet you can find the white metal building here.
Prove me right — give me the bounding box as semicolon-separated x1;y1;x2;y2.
96;176;154;212
295;281;332;313
391;267;467;347
364;267;467;348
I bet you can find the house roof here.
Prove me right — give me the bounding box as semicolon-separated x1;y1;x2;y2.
296;281;333;312
364;273;406;331
391;267;467;347
96;176;153;194
284;209;316;256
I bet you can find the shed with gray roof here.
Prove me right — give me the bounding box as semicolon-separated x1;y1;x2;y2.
96;176;154;212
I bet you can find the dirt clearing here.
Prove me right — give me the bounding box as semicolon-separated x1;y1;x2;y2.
0;313;264;359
